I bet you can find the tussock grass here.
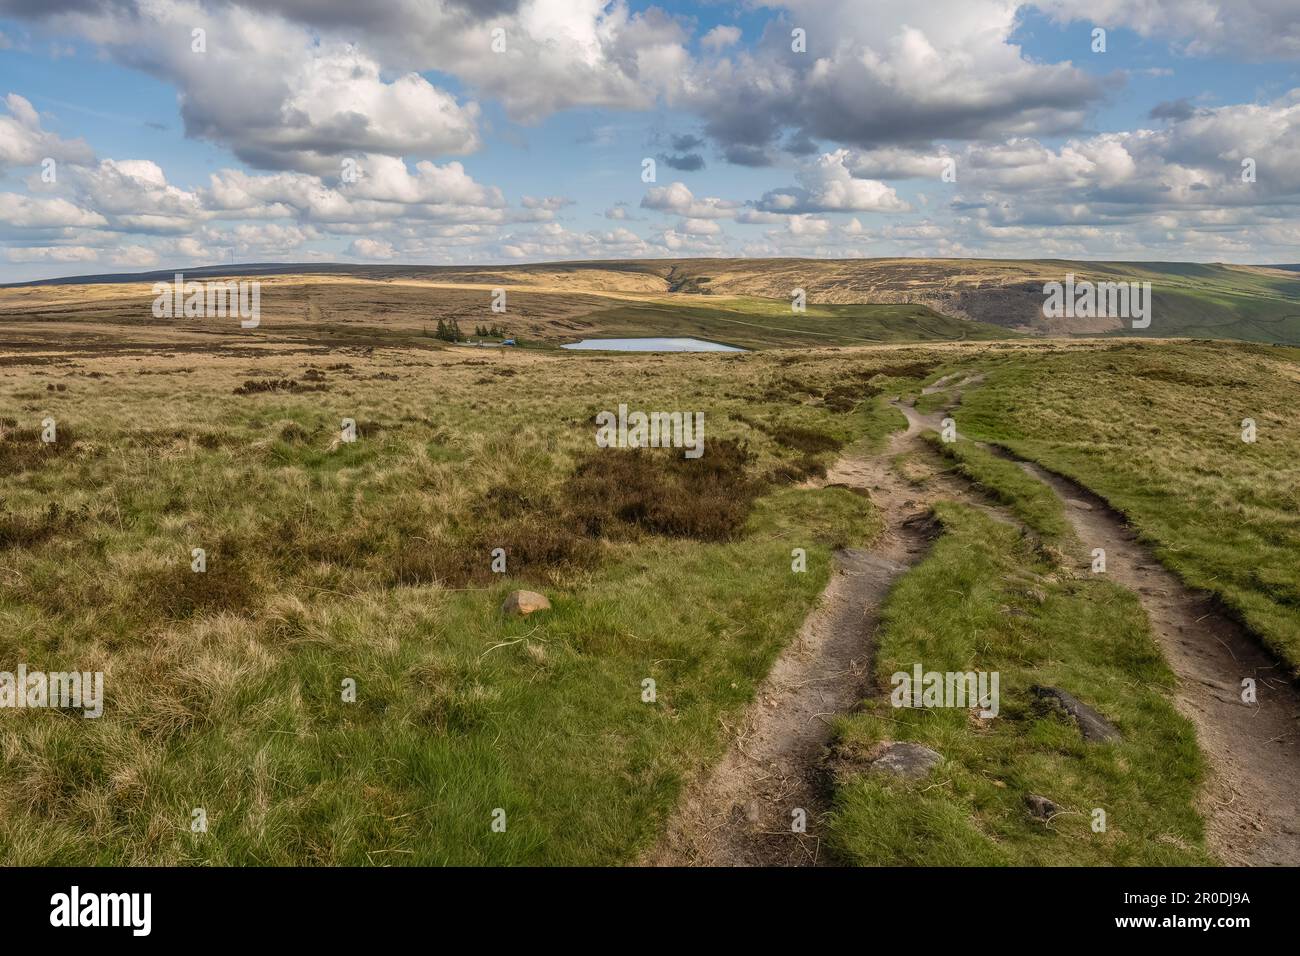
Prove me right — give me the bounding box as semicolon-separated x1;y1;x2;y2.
0;342;921;864
4;334;1275;863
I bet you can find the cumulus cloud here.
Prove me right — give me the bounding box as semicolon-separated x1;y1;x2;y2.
640;182;741;219
677;217;722;236
701;25;742;51
6;244;101;263
0;93;94;171
0;193;106;229
349;237;396;260
7;0;482;172
1033;0;1300;59
955;92;1300;219
757;150;910;214
63;159;205;232
5;0;694;142
682;0;1110;165
203;157;509;226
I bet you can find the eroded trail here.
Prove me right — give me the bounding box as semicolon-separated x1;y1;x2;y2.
651;392;1299;867
1018;460;1300;865
647;405;977;866
908;400;1300;866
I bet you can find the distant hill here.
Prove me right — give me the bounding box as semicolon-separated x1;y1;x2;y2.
3;257;1298;346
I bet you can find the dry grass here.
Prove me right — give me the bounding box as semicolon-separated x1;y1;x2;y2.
0;334;908;864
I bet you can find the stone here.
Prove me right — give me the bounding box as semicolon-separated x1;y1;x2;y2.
867;741;943;780
1031;685;1121;742
1025;793;1059;819
500;590;551;616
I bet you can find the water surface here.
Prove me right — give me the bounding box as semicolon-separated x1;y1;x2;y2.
561;337;745;352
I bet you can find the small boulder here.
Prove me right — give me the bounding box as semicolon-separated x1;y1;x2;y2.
1031;685;1121;742
867;742;943;780
501;590;551;616
1025;793;1059;819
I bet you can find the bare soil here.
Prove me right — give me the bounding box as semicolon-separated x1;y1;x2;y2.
646;403;983;866
650;394;1300;867
1017;459;1300;866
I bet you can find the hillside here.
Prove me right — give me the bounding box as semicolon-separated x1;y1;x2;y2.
5;258;1297;346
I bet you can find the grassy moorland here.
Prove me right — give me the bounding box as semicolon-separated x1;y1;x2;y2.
569;296;1014;349
1;306;1294;865
0;272;1012;352
9;256;1297;348
946;341;1300;674
0;339;953;864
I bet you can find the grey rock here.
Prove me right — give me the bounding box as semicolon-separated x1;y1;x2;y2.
1032;685;1121;742
1025;793;1059;819
868;742;943;780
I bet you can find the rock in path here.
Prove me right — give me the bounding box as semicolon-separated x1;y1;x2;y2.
1032;685;1121;742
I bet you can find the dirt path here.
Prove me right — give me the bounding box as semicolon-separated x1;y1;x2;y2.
1016;459;1300;865
909;399;1300;866
646;403;980;866
650;392;1299;867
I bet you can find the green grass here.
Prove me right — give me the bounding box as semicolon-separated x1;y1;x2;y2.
952;340;1300;673
577;296;1017;349
1069;261;1300;344
827;502;1211;866
0;344;910;864
925;434;1072;542
5;333;1284;865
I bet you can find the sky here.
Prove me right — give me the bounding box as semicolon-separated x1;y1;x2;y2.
0;0;1298;283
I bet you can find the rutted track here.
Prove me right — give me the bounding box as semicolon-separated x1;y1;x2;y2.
909;401;1300;866
646;404;987;866
650;387;1299;867
1019;459;1300;865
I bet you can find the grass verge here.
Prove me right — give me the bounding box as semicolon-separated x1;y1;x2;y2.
826;502;1210;866
954;341;1300;674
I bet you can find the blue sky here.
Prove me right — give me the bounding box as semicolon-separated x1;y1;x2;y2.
1;0;1298;282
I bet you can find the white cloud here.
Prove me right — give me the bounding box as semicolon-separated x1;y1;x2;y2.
701;25;742;51
349;237;396;260
677;217;722;236
7;244;99;262
0;192;106;229
1033;0;1300;59
757;151;911;214
38;1;482;172
0;93;95;172
640;181;741;219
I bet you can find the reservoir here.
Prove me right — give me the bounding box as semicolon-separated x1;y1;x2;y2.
561;337;745;352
